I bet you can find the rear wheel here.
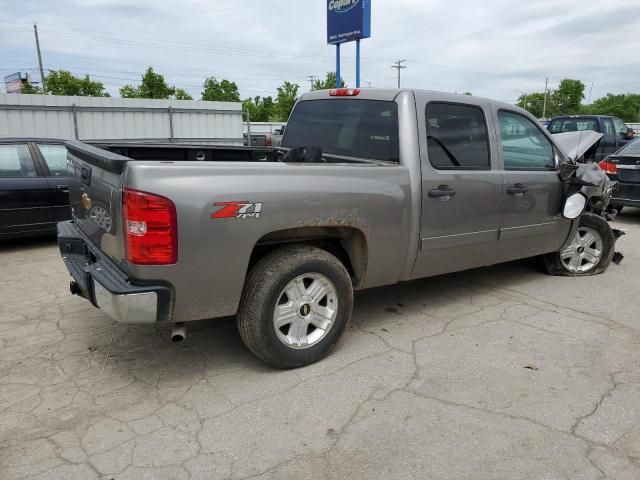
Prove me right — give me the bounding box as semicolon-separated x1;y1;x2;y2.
237;245;353;369
542;213;615;276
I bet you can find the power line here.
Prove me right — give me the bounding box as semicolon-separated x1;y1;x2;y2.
0;24;525;76
391;60;407;88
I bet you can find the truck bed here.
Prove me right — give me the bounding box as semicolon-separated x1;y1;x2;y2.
91;142;275;164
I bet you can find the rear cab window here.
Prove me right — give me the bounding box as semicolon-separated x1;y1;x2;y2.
282;99;399;162
548;118;598;134
425;102;491;170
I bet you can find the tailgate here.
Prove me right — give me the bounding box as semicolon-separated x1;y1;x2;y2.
65;141;128;262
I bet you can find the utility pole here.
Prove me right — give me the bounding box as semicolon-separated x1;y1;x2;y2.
307;75;317;91
542;77;549;120
33;24;46;92
391;60;406;88
515;90;528;110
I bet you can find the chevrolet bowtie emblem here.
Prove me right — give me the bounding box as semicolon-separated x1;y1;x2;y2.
81;193;92;210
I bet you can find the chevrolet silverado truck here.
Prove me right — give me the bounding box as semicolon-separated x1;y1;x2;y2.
58;88;620;368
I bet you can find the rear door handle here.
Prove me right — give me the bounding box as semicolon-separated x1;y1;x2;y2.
428;185;457;198
507;184;529;195
57;185;69;193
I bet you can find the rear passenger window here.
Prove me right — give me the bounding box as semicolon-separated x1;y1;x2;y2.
426;103;490;169
0;144;37;178
498;111;555;170
37;144;68;176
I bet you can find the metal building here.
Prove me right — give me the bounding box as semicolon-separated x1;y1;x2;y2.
0;93;244;145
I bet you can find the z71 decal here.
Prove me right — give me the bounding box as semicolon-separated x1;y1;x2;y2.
212;201;263;219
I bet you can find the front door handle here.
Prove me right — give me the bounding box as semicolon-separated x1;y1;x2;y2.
57;185;69;193
507;184;529;195
429;185;457;199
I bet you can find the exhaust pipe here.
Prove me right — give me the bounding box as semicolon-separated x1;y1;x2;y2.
171;322;187;343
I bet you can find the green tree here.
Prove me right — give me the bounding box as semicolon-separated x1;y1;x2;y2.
551;79;585;115
243;96;276;122
312;72;345;90
275;81;300;121
21;81;41;94
589;93;640;122
517;92;547;118
174;88;193;100
29;70;109;97
201;77;240;102
120;67;175;99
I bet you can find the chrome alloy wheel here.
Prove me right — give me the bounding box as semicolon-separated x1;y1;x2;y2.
273;273;338;349
560;226;603;273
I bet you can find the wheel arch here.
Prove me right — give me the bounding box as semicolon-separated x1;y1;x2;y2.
248;226;369;289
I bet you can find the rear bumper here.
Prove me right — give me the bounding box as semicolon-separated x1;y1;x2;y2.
57;220;173;324
611;182;640;207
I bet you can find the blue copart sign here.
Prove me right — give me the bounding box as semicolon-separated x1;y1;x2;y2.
327;0;371;44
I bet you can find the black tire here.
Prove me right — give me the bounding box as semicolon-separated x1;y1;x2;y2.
237;245;353;369
541;213;615;276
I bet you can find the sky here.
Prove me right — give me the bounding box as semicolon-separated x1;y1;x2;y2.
1;0;640;104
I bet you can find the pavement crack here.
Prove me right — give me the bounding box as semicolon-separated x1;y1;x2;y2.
570;373;619;441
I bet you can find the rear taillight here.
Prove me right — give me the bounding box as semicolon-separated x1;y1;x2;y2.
598;159;617;174
329;88;360;96
123;188;177;265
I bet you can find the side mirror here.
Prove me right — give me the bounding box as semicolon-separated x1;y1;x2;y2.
562;193;586;219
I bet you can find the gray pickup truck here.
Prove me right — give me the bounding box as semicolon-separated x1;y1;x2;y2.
58;88;620;368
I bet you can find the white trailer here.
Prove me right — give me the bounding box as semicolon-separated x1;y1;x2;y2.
0;93;244;145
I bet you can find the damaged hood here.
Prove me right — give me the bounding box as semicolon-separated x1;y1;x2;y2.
552;130;604;161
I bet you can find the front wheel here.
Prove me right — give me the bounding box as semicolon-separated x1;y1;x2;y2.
237;245;353;369
542;213;615;276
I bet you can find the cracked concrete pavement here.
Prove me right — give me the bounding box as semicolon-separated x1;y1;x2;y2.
2;210;640;480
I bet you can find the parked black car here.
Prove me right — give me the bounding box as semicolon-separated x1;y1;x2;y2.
547;115;632;162
599;137;640;212
0;138;70;239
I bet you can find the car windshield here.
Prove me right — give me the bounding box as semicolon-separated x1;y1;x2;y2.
282;99;399;162
548;118;599;134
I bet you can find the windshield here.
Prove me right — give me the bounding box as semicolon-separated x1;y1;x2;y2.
548;118;598;134
282;99;399;162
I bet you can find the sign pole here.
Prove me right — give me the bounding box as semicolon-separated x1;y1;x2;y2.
356;39;361;88
336;43;341;88
327;0;370;89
